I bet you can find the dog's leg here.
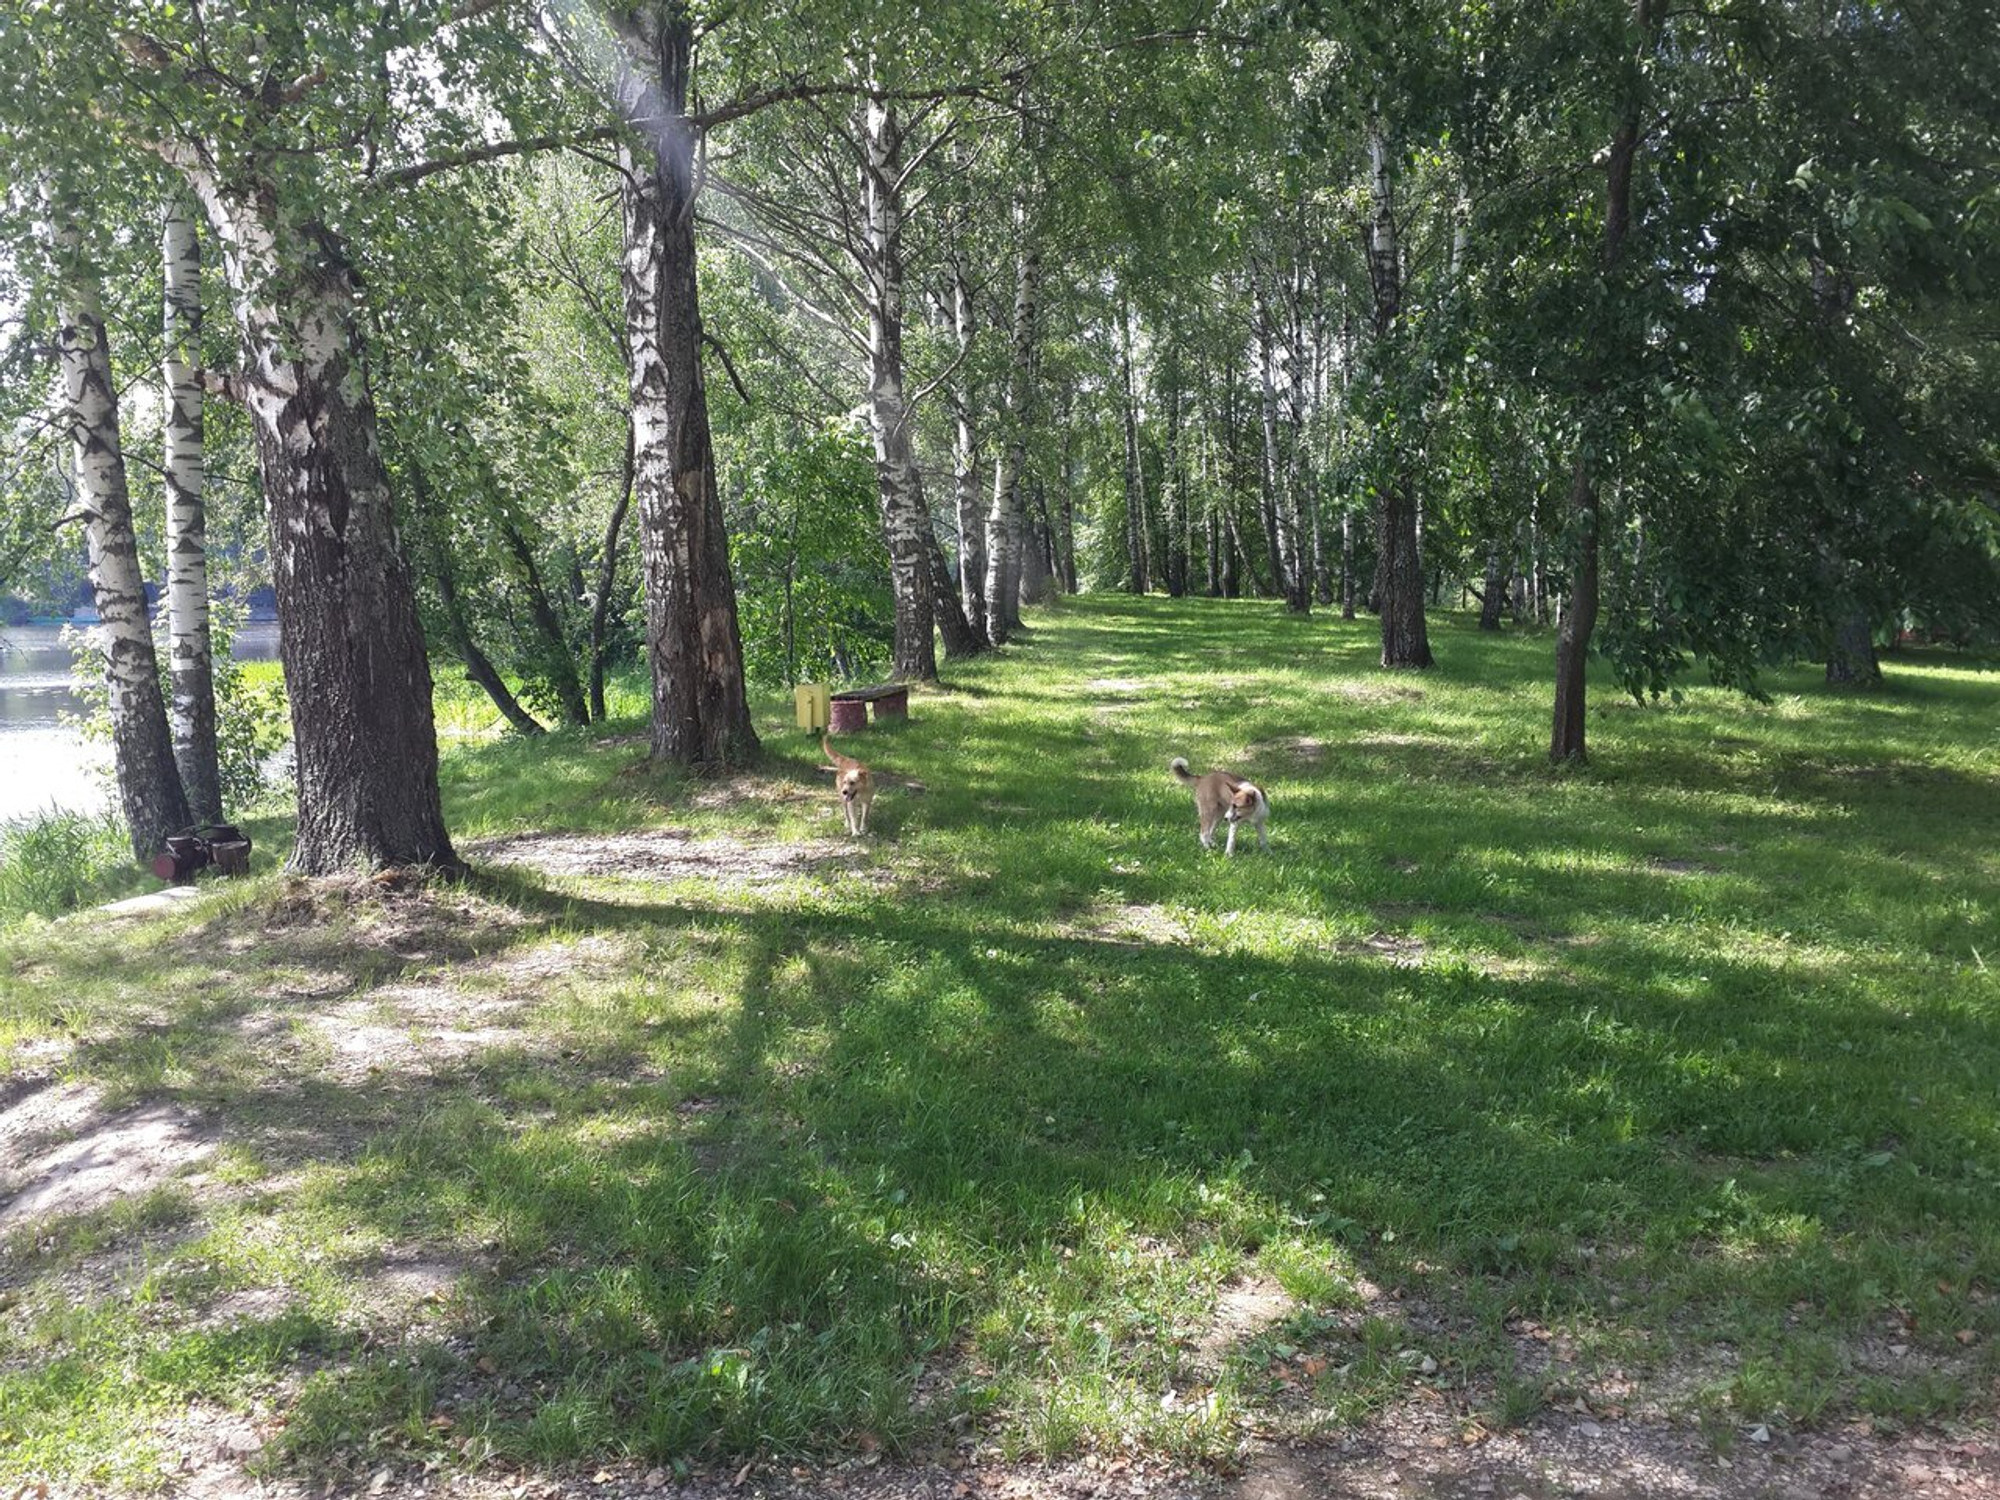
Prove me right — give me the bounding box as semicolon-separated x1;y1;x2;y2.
1225;821;1238;857
1257;818;1269;852
858;799;869;834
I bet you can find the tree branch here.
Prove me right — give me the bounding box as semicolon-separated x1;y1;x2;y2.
374;126;624;187
703;332;752;404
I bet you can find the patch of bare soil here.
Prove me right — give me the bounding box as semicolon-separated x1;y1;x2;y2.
1253;736;1328;766
1221;1414;2000;1500
472;830;879;890
1353;732;1450;750
1647;856;1722;877
687;774;820;811
303;936;624;1084
207;874;526;969
1339;932;1429;968
1067;902;1191;949
1335;681;1426;704
1193;1274;1295;1369
145;1421;1998;1500
0;1075;212;1230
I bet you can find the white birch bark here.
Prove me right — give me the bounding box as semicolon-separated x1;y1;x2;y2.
168;155;455;870
950;264;988;644
861;97;938;681
48;202;191;859
162;189;222;823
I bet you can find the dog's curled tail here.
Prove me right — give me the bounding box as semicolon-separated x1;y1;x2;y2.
823;734;855;770
1170;756;1197;783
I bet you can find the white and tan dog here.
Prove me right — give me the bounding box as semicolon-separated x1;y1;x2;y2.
1171;756;1270;855
822;735;876;836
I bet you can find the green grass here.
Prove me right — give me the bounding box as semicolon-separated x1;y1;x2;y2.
2;596;1997;1490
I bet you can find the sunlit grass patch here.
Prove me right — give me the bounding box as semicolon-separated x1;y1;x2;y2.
2;598;1997;1487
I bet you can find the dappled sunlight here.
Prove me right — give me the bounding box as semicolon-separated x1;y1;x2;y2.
3;600;1998;1487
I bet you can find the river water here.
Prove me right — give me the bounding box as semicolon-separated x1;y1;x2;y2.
0;622;282;824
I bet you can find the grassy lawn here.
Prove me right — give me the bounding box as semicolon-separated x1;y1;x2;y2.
2;594;1997;1492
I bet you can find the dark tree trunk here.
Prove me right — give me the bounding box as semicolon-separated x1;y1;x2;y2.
1019;483;1056;606
1365;115;1431;666
1551;0;1655;762
1376;475;1433;668
1825;607;1882;687
587;421;635;723
502;522;590;727
436;555;547;736
1340;509;1357;619
172;163;452;871
1478;541;1508;631
614;10;759;766
927;529;981;657
1550;459;1599;760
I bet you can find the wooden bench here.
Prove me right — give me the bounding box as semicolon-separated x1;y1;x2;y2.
828;682;910;733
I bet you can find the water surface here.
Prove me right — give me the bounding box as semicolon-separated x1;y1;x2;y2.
0;623;281;824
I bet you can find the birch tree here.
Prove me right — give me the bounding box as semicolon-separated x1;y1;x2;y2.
160;189;221;824
46;197;191;861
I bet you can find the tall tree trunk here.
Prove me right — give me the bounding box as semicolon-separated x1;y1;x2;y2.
501;521;590;727
949;264;988;644
50;207;191;861
161;190;221;825
1255;295;1293;604
1161;352;1187;597
436;552;547;736
1279;263;1313;614
1551;0;1655;762
860;98;938;680
1057;416;1079;593
177;170;451;870
1118;299;1151;594
147;91;464;871
927;529;980;656
1825;606;1882;687
1201;423;1221;596
1479;539;1508;631
587;420;635;722
1020;483;1055;606
613;14;760;766
986;167;1039;641
1341;508;1357;619
1366;113;1432;667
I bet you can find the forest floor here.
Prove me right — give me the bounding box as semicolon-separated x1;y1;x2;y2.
3;596;1998;1499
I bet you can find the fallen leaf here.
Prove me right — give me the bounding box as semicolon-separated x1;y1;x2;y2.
1956;1329;1978;1345
733;1461;754;1487
476;1355;499;1375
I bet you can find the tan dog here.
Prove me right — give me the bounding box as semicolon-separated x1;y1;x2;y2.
1171;756;1270;855
822;735;876;835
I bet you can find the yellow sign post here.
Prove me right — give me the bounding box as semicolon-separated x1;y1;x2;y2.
794;683;830;732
